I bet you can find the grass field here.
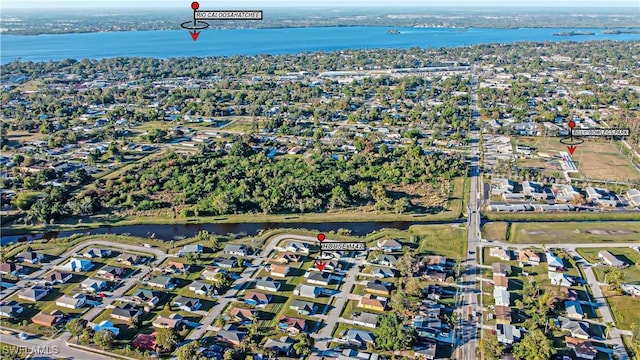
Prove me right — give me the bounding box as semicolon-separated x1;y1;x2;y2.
516;137;640;182
481;222;509;241
605;293;640;331
508;222;640;244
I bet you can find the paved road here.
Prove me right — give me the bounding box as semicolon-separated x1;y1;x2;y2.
565;249;629;360
457;66;481;360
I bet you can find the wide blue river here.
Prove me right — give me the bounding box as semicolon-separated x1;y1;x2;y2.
2;27;640;64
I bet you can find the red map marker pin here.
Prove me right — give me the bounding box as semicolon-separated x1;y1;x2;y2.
315;261;326;271
191;1;200;10
568;120;576;129
317;233;326;242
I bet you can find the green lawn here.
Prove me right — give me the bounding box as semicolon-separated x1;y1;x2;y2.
605;294;640;331
481;222;509;241
508;222;640;244
411;224;467;259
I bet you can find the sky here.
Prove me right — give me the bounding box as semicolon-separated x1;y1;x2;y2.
2;0;638;8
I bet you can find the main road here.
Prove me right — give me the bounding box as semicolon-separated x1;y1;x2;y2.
457;67;482;360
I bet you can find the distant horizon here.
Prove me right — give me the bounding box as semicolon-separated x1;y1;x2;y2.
2;0;639;9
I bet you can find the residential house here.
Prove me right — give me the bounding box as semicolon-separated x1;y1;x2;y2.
244;291;271;306
173;296;201;312
56;293;86;309
147;275;175;290
82;248;111;258
178;244;203;257
96;265;125;280
376;239;402;252
338;349;380;360
228;307;257;324
522;181;546;200
215;257;239;269
496;324;521;345
263;337;295;357
64;258;92;272
562;287;579;301
489;248;512;261
493;275;509;291
216;324;246;346
372;266;397;279
491;178;514;195
546;252;565;271
622;283;640;297
424;284;443;301
16;251;44;264
518;250;540;265
365;280;393;296
44;271;72;285
565;337;598;360
290;299;317;315
598;250;626;268
294;284;325;298
132;289;160;307
164;261;190;274
418;300;444;319
31;311;63;327
132;333;156;352
0;263;22;275
93;320;120;336
270;264;290;278
494;288;510;306
351;312;379;329
423;256;447;271
345;329;375;348
273;252;301;264
558;316;590;339
255;277;281;292
80;278;107;292
424;270;447;282
377;254;399;266
317;260;343;273
111;304;143;322
307;271;332;286
358;294;387;312
18;285;50;302
189;281;215;296
117;253;144;266
548;271;575;287
0;301;23;318
285;241;310;255
201;267;223;281
492;263;511;276
414;343;437;360
495;305;512;324
278;316;306;334
152;314;184;330
224;244;250;257
626;189;640;207
565;301;585;320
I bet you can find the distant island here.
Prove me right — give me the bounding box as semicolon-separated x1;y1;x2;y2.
552;31;596;36
387;29;400;34
601;29;640;34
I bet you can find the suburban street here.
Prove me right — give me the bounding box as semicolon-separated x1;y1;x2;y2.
457;67;481;360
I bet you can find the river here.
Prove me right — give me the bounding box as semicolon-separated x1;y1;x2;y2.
2;26;640;64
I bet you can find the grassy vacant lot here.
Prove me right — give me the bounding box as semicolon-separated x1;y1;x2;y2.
481;222;509;241
605;292;640;331
410;224;467;259
508;222;640;244
516;137;640;182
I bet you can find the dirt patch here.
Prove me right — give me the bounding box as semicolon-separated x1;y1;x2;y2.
523;230;545;235
585;229;638;235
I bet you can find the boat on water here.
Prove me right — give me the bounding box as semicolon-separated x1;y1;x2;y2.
387;29;400;34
